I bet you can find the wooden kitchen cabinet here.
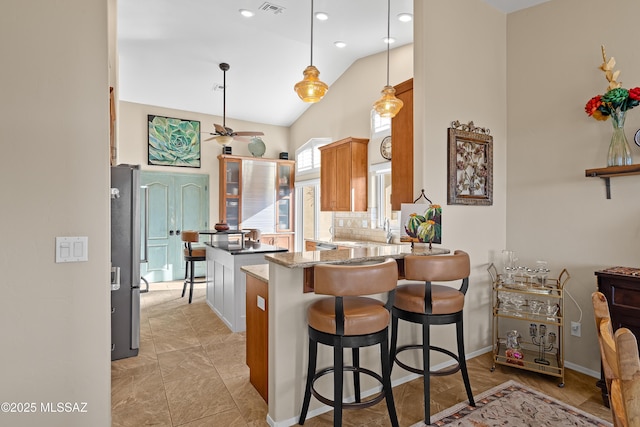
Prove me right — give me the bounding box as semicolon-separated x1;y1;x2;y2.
391;79;414;211
245;267;269;402
262;233;293;251
319;137;369;211
219;157;242;228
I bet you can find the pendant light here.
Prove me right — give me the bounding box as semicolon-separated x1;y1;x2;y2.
373;0;403;118
294;0;328;103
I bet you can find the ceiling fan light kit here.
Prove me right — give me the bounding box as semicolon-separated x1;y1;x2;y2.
214;135;234;146
294;0;328;103
373;0;403;118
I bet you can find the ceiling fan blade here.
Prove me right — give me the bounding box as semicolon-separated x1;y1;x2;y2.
204;136;218;141
234;131;264;136
214;123;227;134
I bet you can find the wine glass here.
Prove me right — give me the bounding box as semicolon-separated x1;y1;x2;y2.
536;261;549;285
497;293;508;312
512;295;525;316
502;250;516;284
517;266;527;286
529;299;543;316
546;301;559;320
526;267;538;286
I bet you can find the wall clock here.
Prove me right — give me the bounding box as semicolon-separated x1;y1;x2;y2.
380;136;392;160
635;129;640;147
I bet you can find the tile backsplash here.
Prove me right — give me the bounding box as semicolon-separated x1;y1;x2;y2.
333;211;392;243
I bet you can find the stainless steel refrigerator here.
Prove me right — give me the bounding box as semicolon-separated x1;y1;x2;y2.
110;164;141;360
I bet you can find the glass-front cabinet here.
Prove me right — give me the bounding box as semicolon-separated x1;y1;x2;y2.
218;155;295;250
276;162;293;232
220;158;241;229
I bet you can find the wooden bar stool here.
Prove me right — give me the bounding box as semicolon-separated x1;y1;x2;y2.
389;250;475;425
298;259;399;427
181;230;206;304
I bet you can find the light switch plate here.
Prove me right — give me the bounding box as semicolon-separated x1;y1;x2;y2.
257;295;266;311
56;236;88;263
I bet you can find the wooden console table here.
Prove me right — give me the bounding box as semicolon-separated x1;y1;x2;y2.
594;267;640;406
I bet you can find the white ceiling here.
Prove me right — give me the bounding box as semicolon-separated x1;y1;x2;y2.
117;0;550;129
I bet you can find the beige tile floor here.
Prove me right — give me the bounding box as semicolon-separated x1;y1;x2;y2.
111;280;613;426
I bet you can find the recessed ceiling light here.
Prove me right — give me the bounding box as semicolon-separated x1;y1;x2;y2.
397;13;412;22
383;37;396;44
315;12;328;20
239;9;255;18
334;41;346;48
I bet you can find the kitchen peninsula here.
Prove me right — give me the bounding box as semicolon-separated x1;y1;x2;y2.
262;244;449;426
205;240;286;333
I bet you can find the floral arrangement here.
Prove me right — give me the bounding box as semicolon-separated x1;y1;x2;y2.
584;46;640;122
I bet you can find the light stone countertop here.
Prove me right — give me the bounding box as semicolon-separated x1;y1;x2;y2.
240;264;269;282
264;244;450;268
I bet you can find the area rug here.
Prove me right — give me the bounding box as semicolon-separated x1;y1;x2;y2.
410;380;612;427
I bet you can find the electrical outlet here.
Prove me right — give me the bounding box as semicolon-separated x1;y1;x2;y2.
571;321;581;337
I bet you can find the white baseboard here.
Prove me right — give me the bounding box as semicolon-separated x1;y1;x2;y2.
564;360;600;378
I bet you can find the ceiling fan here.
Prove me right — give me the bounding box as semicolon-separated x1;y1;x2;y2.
204;62;264;145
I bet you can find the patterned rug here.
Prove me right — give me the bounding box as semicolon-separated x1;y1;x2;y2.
410;380;612;427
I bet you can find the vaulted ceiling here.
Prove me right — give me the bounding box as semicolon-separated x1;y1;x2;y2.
117;0;550;127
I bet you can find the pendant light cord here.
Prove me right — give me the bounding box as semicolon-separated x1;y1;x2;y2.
310;0;314;66
385;0;390;86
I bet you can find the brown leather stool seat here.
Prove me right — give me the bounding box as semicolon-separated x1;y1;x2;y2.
390;250;475;425
299;259;399;427
181;230;206;304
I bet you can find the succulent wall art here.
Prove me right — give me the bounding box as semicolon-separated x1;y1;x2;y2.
148;115;201;168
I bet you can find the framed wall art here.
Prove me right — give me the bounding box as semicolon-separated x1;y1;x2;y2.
148;115;201;168
447;120;493;206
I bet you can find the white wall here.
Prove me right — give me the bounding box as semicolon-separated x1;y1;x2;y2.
507;0;640;373
417;0;508;363
0;0;111;425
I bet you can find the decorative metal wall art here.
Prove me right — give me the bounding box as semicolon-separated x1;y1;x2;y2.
447;120;493;206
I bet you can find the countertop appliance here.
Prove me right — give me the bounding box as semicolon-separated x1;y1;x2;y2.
110;164;142;360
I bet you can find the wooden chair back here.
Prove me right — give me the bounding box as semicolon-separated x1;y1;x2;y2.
592;291;629;427
616;327;640;427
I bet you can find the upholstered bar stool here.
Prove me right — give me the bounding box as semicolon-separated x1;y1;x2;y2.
389;250;475;424
298;259;399;427
181;230;206;304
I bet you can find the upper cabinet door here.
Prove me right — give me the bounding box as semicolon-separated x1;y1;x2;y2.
391;79;414;211
276;162;294;232
319;137;369;212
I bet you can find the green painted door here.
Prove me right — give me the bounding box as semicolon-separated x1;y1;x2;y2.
140;171;209;282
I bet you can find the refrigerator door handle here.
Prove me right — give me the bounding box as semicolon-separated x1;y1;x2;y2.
141;185;149;263
131;287;140;350
111;265;120;291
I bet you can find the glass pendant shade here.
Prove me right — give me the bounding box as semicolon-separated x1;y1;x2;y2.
373;85;403;118
214;135;234;146
295;65;328;103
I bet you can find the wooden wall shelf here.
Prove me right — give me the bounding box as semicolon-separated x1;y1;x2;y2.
585;164;640;199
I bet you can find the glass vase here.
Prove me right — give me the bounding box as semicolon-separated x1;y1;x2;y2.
607;110;632;167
